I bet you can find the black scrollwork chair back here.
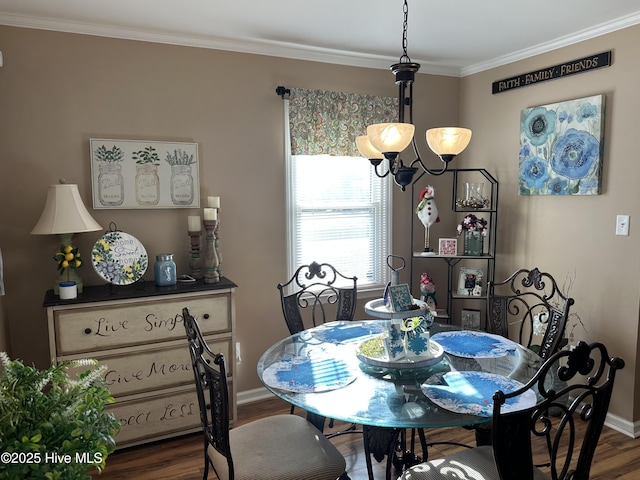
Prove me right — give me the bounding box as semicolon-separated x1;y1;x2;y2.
487;267;575;360
277;263;361;448
183;307;233;480
399;341;625;480
278;261;357;335
182;307;349;480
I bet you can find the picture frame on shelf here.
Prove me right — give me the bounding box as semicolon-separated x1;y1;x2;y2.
461;308;482;330
438;238;458;256
458;267;484;296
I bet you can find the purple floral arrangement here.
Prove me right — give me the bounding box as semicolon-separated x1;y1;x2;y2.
457;214;488;236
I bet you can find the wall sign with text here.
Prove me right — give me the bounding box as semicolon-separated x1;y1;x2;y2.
492;51;611;94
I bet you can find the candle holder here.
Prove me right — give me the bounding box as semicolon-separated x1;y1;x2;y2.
188;230;204;279
214;214;223;278
203;220;220;284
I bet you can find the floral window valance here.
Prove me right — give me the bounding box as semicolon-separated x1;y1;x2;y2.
288;88;397;157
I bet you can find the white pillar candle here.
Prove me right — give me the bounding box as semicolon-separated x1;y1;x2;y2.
207;196;220;209
203;208;217;221
188;215;201;232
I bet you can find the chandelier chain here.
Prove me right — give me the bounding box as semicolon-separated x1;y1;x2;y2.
400;0;410;63
356;0;470;189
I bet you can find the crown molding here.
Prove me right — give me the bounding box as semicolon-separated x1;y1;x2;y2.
0;12;461;77
0;12;459;77
461;11;640;77
2;11;639;78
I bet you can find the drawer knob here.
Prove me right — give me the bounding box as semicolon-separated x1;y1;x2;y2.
203;313;210;319
84;328;92;334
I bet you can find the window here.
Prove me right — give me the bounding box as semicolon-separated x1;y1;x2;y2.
283;87;397;291
285;154;391;291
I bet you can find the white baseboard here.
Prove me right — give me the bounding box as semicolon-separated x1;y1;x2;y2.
237;386;274;405
605;412;639;438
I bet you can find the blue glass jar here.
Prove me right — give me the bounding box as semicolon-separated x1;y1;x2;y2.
154;254;177;286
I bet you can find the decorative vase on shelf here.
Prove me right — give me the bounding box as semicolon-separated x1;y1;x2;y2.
154;253;177;286
465;182;485;206
463;230;484;256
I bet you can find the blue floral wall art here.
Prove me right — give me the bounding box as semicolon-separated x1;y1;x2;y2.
519;94;605;195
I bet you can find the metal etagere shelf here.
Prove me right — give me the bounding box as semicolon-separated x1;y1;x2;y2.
409;168;498;325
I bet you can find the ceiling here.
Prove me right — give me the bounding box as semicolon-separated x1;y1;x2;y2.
1;0;640;76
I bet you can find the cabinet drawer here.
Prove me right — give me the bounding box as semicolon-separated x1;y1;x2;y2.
53;294;231;355
65;336;232;397
110;383;234;447
110;387;201;447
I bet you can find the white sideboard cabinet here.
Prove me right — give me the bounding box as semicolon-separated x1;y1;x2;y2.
44;277;237;448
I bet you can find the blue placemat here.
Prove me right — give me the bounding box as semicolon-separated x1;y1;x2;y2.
262;355;357;393
311;323;386;343
421;371;536;417
431;331;518;358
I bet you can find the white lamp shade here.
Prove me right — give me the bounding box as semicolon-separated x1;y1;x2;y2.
367;123;415;154
31;184;102;235
356;135;384;160
426;127;472;156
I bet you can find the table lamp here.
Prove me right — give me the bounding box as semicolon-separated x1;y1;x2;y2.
31;182;102;294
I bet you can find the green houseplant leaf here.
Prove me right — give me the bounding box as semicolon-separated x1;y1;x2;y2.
0;353;121;479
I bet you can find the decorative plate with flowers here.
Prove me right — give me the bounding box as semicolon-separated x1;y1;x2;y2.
91;231;148;285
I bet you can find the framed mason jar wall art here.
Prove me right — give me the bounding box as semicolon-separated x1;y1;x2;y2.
90;139;199;209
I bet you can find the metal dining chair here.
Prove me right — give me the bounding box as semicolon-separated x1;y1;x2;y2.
278;260;357;334
469;267;577;447
277;261;361;432
487;267;575;360
399;340;625;480
182;307;350;480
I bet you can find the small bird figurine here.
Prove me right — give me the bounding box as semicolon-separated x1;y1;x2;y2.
415;186;440;254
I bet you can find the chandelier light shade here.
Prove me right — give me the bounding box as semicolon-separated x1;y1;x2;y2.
356;0;472;190
31;183;102;235
426;127;473;162
366;123;415;159
355;135;384;163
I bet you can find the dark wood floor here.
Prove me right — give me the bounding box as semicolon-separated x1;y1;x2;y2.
95;396;640;480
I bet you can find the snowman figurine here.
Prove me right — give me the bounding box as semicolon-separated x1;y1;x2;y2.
420;272;438;312
415;186;439;255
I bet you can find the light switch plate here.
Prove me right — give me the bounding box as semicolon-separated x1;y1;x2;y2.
616;214;630;236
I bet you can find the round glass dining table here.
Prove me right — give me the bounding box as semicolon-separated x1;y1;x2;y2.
257;319;543;431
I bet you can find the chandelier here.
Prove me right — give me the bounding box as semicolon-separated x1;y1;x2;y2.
356;0;472;191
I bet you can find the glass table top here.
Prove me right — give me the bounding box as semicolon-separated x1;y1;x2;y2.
257;320;542;429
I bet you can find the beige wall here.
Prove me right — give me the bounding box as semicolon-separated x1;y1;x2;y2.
0;26;457;389
460;26;640;424
0;23;637;430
